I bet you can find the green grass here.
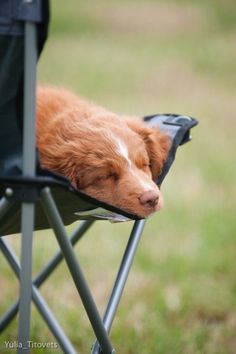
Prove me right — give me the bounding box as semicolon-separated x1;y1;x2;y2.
1;0;236;353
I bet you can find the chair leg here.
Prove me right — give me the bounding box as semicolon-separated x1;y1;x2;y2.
35;220;94;287
0;220;94;332
18;18;37;353
91;219;146;354
41;187;115;354
17;202;35;353
0;239;77;354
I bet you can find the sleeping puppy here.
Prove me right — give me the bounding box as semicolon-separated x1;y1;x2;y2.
36;87;170;218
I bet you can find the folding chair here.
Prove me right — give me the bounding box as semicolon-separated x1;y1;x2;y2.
0;1;198;353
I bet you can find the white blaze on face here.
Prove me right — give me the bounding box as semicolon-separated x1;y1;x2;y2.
115;138;157;193
137;175;157;191
116;139;132;168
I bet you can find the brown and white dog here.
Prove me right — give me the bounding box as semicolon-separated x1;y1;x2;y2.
36;87;170;218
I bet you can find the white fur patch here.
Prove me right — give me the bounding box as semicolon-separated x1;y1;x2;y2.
106;132;156;192
129;169;155;191
138;178;155;191
116;139;132;168
103;131;132;167
116;138;155;191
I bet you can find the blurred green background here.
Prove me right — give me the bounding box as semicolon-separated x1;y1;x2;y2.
1;0;236;353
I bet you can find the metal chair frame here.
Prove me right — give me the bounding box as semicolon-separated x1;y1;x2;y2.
0;208;145;354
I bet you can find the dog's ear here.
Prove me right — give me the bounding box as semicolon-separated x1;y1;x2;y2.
127;119;171;181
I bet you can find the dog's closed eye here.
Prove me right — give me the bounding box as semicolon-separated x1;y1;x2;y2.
77;166;120;189
95;172;119;183
98;169;120;184
108;172;119;181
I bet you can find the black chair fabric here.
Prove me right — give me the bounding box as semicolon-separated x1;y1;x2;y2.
0;0;49;177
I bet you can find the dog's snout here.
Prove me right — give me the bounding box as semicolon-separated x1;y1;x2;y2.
139;190;159;208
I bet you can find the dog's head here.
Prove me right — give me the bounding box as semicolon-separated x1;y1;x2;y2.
39;113;170;218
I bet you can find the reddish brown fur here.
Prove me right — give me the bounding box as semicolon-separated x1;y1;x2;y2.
36;86;170;218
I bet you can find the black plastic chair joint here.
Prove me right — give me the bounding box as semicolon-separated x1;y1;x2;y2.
0;175;67;203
